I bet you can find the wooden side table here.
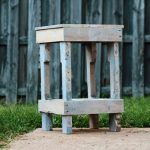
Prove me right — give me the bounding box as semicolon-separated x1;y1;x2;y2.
36;24;124;134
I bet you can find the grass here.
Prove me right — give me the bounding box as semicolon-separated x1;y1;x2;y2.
0;97;150;147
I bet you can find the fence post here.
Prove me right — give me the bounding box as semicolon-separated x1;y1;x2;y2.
132;0;145;97
6;0;19;104
26;0;41;103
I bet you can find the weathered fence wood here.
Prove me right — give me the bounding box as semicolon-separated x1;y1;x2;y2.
112;0;124;96
71;0;82;98
26;0;41;103
6;0;19;104
1;0;150;103
108;43;121;132
132;0;145;97
49;0;61;99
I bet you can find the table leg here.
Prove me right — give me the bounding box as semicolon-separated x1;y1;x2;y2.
60;42;72;134
108;43;121;132
40;44;53;131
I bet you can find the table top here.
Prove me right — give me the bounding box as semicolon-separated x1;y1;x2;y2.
36;24;124;43
35;24;124;31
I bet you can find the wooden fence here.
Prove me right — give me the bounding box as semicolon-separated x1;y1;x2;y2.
0;0;150;103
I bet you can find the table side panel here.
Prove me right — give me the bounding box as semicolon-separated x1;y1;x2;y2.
64;27;122;42
39;99;124;115
36;26;123;43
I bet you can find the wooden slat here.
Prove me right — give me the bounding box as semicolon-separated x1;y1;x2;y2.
49;0;61;99
132;0;145;97
40;44;52;131
35;24;124;30
70;0;82;98
26;0;41;103
36;26;123;43
60;42;72;134
112;0;124;96
85;42;99;129
6;0;19;104
39;99;124;115
108;43;121;132
85;0;103;98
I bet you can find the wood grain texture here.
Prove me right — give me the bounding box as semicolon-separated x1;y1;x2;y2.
70;0;82;98
112;0;124;96
132;0;144;97
39;99;124;115
60;42;72;134
26;0;41;103
108;43;121;132
48;0;61;99
36;24;123;43
40;44;52;131
6;0;19;104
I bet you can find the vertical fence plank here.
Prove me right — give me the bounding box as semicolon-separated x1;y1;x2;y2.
48;0;61;99
101;0;112;93
132;0;145;97
70;0;82;98
85;0;103;97
85;0;103;128
6;0;19;103
26;0;41;103
112;0;124;95
0;0;8;95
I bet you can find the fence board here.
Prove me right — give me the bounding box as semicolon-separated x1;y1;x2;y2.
132;0;145;97
26;0;41;103
71;0;82;98
6;0;19;103
1;0;150;102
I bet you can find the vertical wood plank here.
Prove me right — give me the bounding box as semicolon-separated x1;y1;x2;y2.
26;0;41;103
0;0;8;95
85;0;103;97
85;43;99;129
108;43;121;132
112;0;124;96
48;0;61;99
132;0;145;97
40;44;52;131
60;42;72;134
70;0;82;98
6;0;19;104
85;0;103;129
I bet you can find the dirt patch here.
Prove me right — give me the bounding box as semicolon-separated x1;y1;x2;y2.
7;128;150;150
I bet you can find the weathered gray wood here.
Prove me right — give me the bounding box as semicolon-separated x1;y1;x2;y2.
112;0;124;96
48;0;61;99
132;0;145;97
6;0;19;104
0;1;8;96
39;99;124;115
36;25;123;43
71;0;82;98
40;44;52;131
60;42;72;134
26;0;41;103
108;43;121;132
85;1;103;128
85;43;99;129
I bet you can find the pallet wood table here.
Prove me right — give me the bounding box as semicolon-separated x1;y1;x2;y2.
35;24;124;134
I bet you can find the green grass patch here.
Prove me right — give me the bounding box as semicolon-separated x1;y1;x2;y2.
0;97;150;146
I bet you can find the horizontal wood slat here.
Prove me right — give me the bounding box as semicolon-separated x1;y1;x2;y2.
36;24;123;43
39;99;124;115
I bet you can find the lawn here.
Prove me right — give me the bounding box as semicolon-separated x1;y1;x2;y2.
0;97;150;147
